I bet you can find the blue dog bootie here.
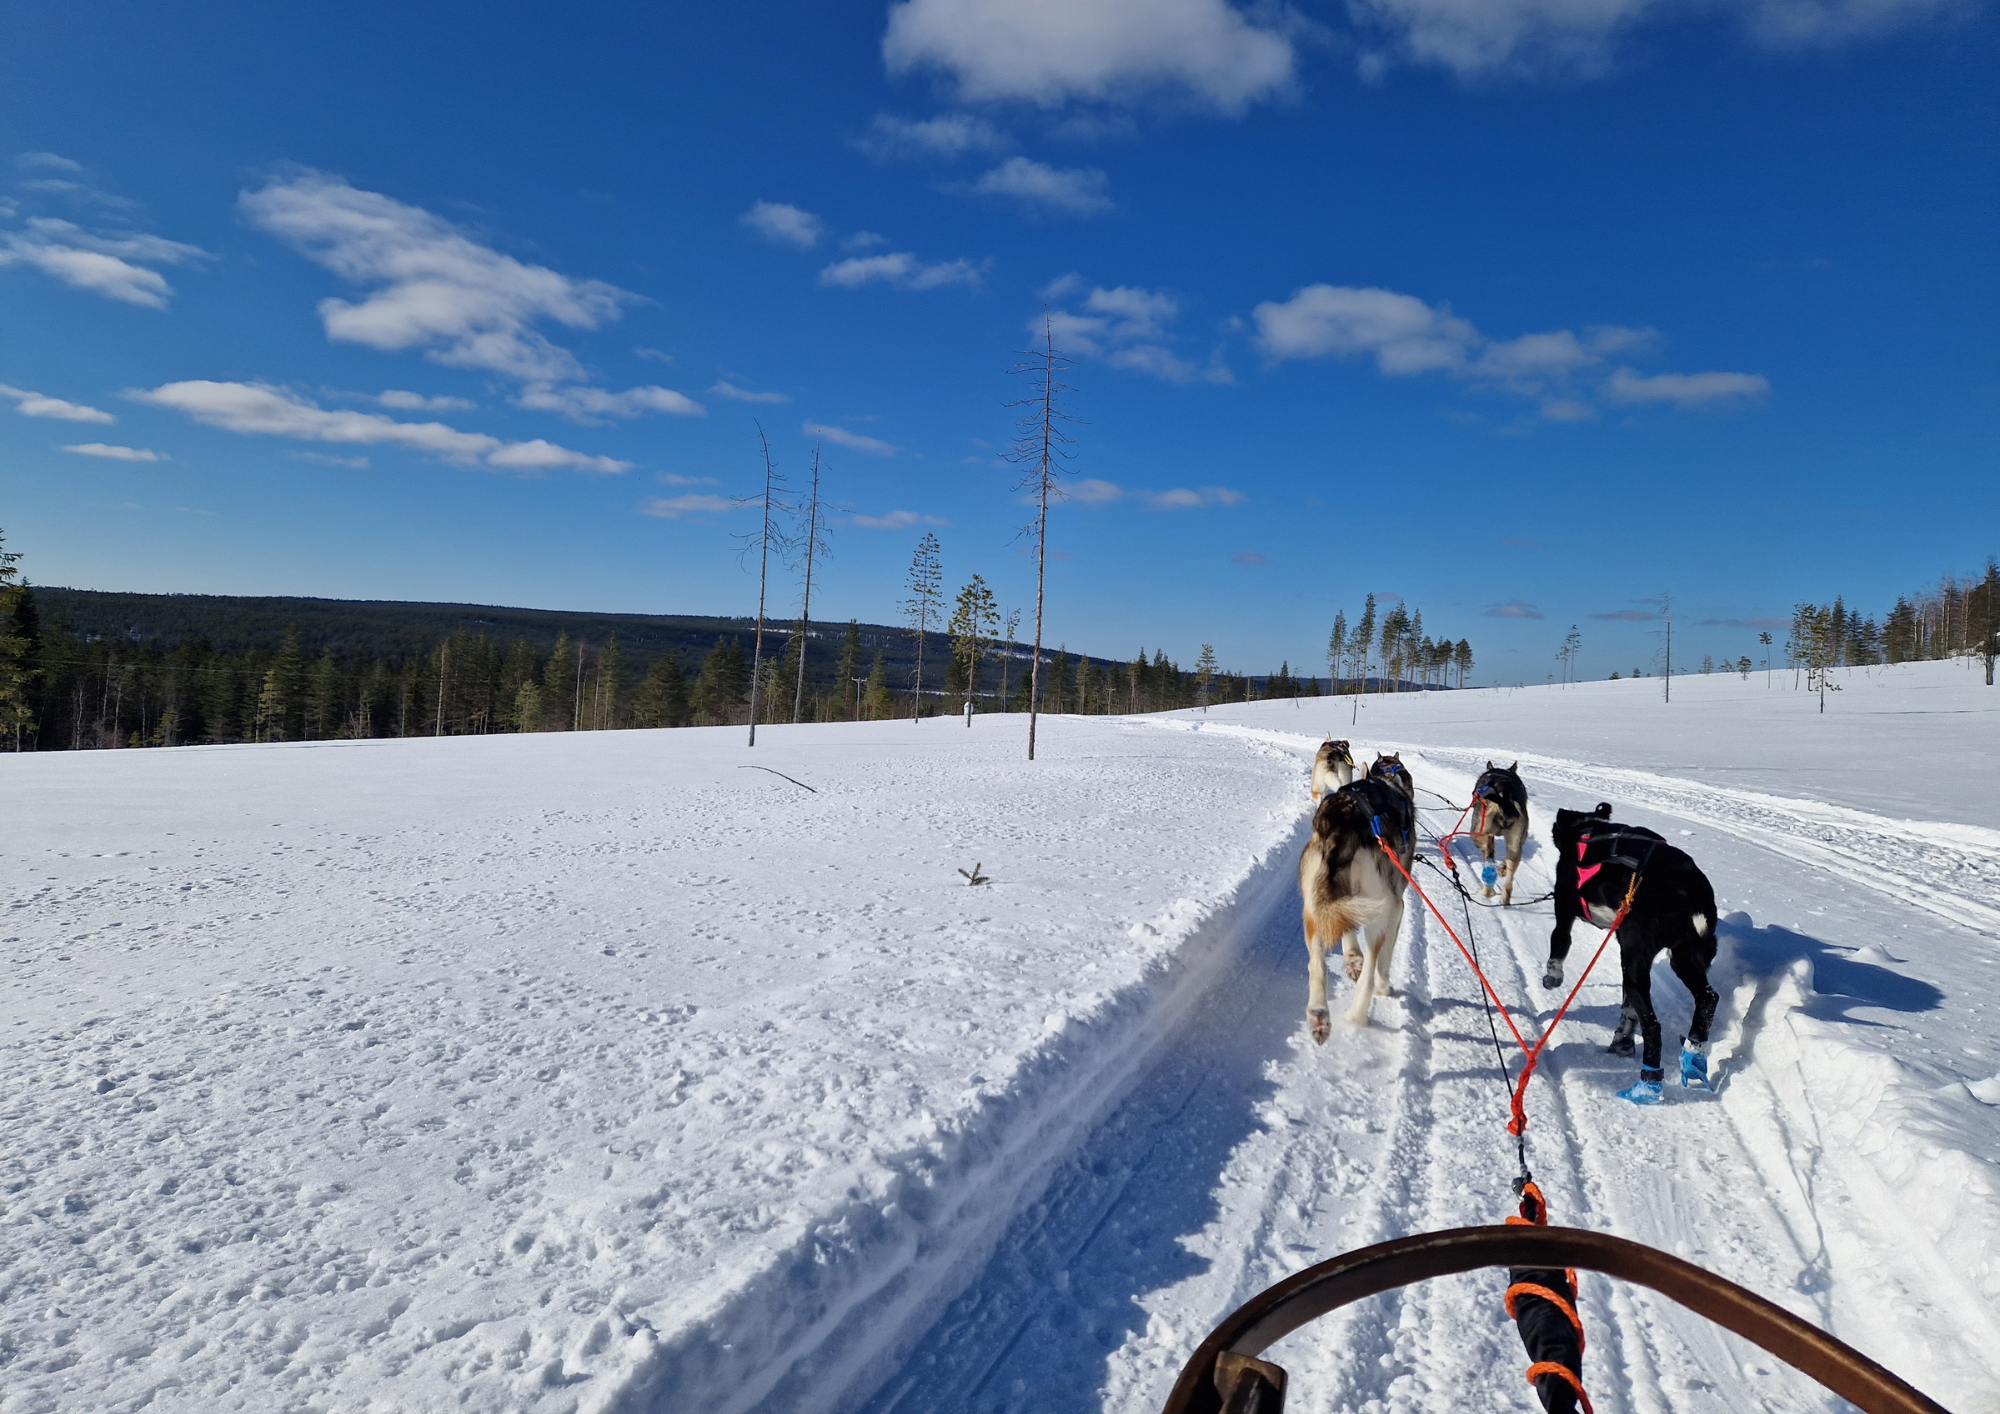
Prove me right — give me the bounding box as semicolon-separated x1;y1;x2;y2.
1618;1077;1665;1106
1680;1042;1714;1090
1481;862;1499;890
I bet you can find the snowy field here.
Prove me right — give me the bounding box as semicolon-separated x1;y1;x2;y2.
4;659;1997;1414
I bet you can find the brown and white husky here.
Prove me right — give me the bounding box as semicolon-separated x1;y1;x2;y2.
1309;738;1355;801
1297;771;1416;1040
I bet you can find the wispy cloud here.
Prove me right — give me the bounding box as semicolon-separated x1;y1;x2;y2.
1066;476;1244;509
1698;615;1791;629
241;170;672;423
1230;550;1271;565
851;509;951;529
657;471;718;487
1484;599;1544;618
1253;282;1765;420
709;380;791;405
803;420;898;456
376;389;475;412
1606;367;1770;407
739;200;824;249
855;113;1010;161
1590;607;1661;621
818;250;984;291
970;158;1112;217
16;152;84;172
1042;278;1230;384
514;383;705;423
132;380;632;475
641;493;736;519
0;218;211;309
882;0;1297;113
290;450;370;469
63;442;163;462
1348;0;1963;82
0;382;115;423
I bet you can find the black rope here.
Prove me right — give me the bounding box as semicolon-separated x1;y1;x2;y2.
1417;832;1532;1182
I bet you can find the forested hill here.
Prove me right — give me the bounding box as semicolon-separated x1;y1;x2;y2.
30;587;898;673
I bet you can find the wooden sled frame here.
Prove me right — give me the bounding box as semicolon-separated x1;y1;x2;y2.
1160;1226;1952;1414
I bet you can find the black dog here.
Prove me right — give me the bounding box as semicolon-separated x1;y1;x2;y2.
1470;761;1530;904
1545;804;1720;1104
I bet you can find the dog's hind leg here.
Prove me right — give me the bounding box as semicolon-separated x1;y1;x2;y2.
1615;928;1667;1102
1371;889;1405;998
1501;822;1525;906
1344;929;1379;1027
1303;904;1332;1046
1669;941;1721;1087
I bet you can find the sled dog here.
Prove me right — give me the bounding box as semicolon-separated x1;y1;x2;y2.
1470;761;1530;904
1298;773;1416;1040
1545;804;1720;1100
1309;738;1355;800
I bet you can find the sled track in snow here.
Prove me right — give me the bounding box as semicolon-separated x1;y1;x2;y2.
854;742;1993;1414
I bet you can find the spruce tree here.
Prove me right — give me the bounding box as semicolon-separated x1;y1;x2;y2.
946;574;997;708
902;532;944;717
834;620;862;720
541;633;573;730
863;649;891;720
256;625;307;742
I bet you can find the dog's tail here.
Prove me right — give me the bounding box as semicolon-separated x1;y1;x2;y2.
1316;894;1388;951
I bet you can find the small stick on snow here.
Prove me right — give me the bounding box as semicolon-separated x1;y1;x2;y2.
737;766;817;793
958;862;989;886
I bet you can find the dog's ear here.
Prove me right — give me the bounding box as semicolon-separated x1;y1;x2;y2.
1594;802;1612;818
1508;760;1517;771
1485;760;1494;770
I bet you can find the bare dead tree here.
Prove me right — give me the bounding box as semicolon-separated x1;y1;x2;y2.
734;424;790;747
1005;318;1079;761
791;442;831;724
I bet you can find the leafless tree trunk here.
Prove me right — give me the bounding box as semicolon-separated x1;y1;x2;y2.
1007;318;1078;761
792;443;830;724
737;424;789;747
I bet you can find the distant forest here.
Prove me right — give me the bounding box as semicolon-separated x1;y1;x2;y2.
0;582;1314;752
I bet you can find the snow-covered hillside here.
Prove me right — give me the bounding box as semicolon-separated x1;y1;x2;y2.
4;660;1995;1414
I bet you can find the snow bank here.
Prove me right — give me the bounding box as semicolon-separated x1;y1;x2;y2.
0;717;1305;1414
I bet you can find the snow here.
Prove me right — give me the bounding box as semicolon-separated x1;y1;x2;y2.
5;659;1997;1414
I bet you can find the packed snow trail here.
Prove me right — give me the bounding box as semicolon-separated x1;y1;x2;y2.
866;734;1999;1414
5;664;1996;1414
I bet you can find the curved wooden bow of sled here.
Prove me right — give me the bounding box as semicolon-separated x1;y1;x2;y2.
1160;1226;1951;1414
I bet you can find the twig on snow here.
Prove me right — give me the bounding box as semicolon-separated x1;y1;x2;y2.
737;765;817;793
958;862;990;886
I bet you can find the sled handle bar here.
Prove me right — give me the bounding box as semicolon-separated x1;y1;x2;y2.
1160;1225;1951;1414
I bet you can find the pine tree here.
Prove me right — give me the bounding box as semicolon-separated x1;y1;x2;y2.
863;649;892;720
1356;594;1377;688
833;620;862;720
1326;613;1347;693
1195;643;1217;711
1454;638;1473;688
946;574;998;707
1007;318;1079;759
541;633;572;730
595;633;625;729
632;651;688;728
0;530;36;750
256;625;307;742
903;532;944;718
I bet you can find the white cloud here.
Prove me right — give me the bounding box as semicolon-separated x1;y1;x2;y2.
657;472;718;486
970;158;1113;216
16;152;84;171
240;171;630;384
1041;281;1229;384
882;0;1296;112
818;251;983;291
376;388;475;412
1253;284;1476;373
739;200;825;249
634;346;674;362
642;493;736;519
0;218;211;309
63;442;162;461
0;382;115;423
855;113;1011;161
843;231;889;250
1253;282;1764;418
514;383;705;423
803;420;898;456
1063;477;1243;508
709;380;791;404
1606;366;1770;406
1348;0;1961;79
132;380;632;475
851;509;951;529
290;450;371;468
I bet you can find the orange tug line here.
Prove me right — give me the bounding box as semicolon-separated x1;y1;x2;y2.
1371;833;1639;1414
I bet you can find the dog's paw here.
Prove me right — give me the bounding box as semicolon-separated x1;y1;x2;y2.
1345;955;1363;982
1375;982;1395;998
1606;1033;1636;1057
1541;960;1563;990
1309;1008;1330;1045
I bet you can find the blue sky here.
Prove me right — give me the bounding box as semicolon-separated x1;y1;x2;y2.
2;0;1994;681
